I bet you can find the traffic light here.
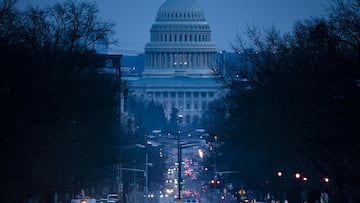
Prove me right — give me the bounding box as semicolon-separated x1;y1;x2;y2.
209;179;221;188
210;179;215;187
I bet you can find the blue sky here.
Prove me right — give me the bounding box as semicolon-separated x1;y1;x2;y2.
17;0;331;54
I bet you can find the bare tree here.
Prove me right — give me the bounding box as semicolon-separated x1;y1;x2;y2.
326;0;360;69
208;0;360;202
0;1;118;202
0;0;17;39
15;0;115;72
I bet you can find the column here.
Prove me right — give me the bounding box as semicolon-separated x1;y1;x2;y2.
188;53;192;68
170;53;173;68
152;53;155;68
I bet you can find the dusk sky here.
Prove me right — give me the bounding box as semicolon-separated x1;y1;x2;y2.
17;0;331;54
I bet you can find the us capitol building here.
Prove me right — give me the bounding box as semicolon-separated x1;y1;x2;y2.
127;0;225;126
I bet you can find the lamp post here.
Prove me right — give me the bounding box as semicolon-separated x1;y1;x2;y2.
133;161;136;203
175;130;207;202
145;152;149;203
119;144;152;203
149;129;209;202
176;131;182;202
135;144;150;203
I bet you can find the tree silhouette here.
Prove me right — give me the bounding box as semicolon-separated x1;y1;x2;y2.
205;0;360;201
0;0;117;202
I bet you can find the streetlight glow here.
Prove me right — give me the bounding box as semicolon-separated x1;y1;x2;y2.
198;149;204;158
295;172;301;179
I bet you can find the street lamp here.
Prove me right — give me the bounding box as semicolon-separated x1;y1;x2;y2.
149;129;209;202
118;144;153;203
135;143;152;203
322;177;330;183
176;131;182;202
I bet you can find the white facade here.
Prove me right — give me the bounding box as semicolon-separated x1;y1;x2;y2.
128;0;224;125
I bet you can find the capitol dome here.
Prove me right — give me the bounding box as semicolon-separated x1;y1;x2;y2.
143;0;217;78
155;0;206;22
129;0;224;126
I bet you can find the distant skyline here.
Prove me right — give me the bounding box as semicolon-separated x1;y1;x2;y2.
17;0;331;55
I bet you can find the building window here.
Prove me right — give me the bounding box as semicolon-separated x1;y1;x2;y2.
183;54;188;65
186;115;191;124
202;102;207;110
173;53;177;65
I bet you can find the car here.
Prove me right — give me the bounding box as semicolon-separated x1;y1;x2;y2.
96;198;108;203
107;194;119;203
181;198;199;203
71;198;97;203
